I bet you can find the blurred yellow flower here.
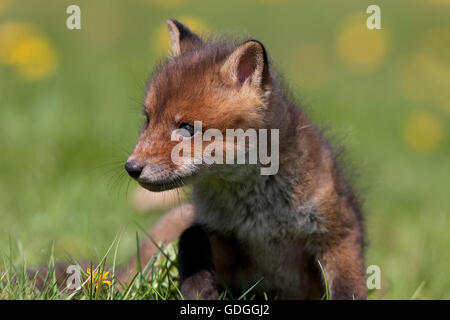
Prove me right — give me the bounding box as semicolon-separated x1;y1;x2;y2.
0;22;33;64
403;111;443;153
10;36;58;80
152;16;209;55
337;13;388;74
396;28;450;113
0;22;58;80
86;268;112;288
289;44;330;89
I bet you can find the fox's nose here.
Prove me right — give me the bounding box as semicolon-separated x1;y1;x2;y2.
124;161;143;179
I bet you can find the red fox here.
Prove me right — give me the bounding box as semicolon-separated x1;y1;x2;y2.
122;19;367;300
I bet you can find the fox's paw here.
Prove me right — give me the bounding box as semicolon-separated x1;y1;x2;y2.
181;270;218;300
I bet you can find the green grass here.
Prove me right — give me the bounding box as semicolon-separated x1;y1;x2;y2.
0;0;449;299
1;237;181;300
1;236;267;300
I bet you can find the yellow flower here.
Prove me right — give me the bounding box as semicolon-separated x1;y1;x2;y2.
337;13;388;75
0;22;33;64
0;22;58;80
86;268;112;288
403;111;444;153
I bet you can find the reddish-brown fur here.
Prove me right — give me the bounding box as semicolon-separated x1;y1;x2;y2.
124;19;367;300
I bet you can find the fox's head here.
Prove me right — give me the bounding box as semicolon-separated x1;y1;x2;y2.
125;19;279;191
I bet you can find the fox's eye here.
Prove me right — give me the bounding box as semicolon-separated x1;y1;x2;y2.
142;109;150;127
178;123;195;137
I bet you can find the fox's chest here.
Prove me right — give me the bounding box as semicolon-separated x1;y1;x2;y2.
193;181;324;299
194;180;323;244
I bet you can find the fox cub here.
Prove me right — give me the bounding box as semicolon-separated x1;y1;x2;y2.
124;19;367;299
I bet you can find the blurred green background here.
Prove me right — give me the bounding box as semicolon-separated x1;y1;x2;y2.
0;0;449;299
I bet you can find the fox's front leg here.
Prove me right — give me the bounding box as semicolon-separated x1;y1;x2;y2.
318;233;367;300
178;225;218;300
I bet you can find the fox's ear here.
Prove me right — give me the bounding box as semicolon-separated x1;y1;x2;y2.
220;40;270;90
166;19;203;56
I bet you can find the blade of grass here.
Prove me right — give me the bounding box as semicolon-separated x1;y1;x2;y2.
237;277;264;300
317;260;330;300
410;281;426;300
